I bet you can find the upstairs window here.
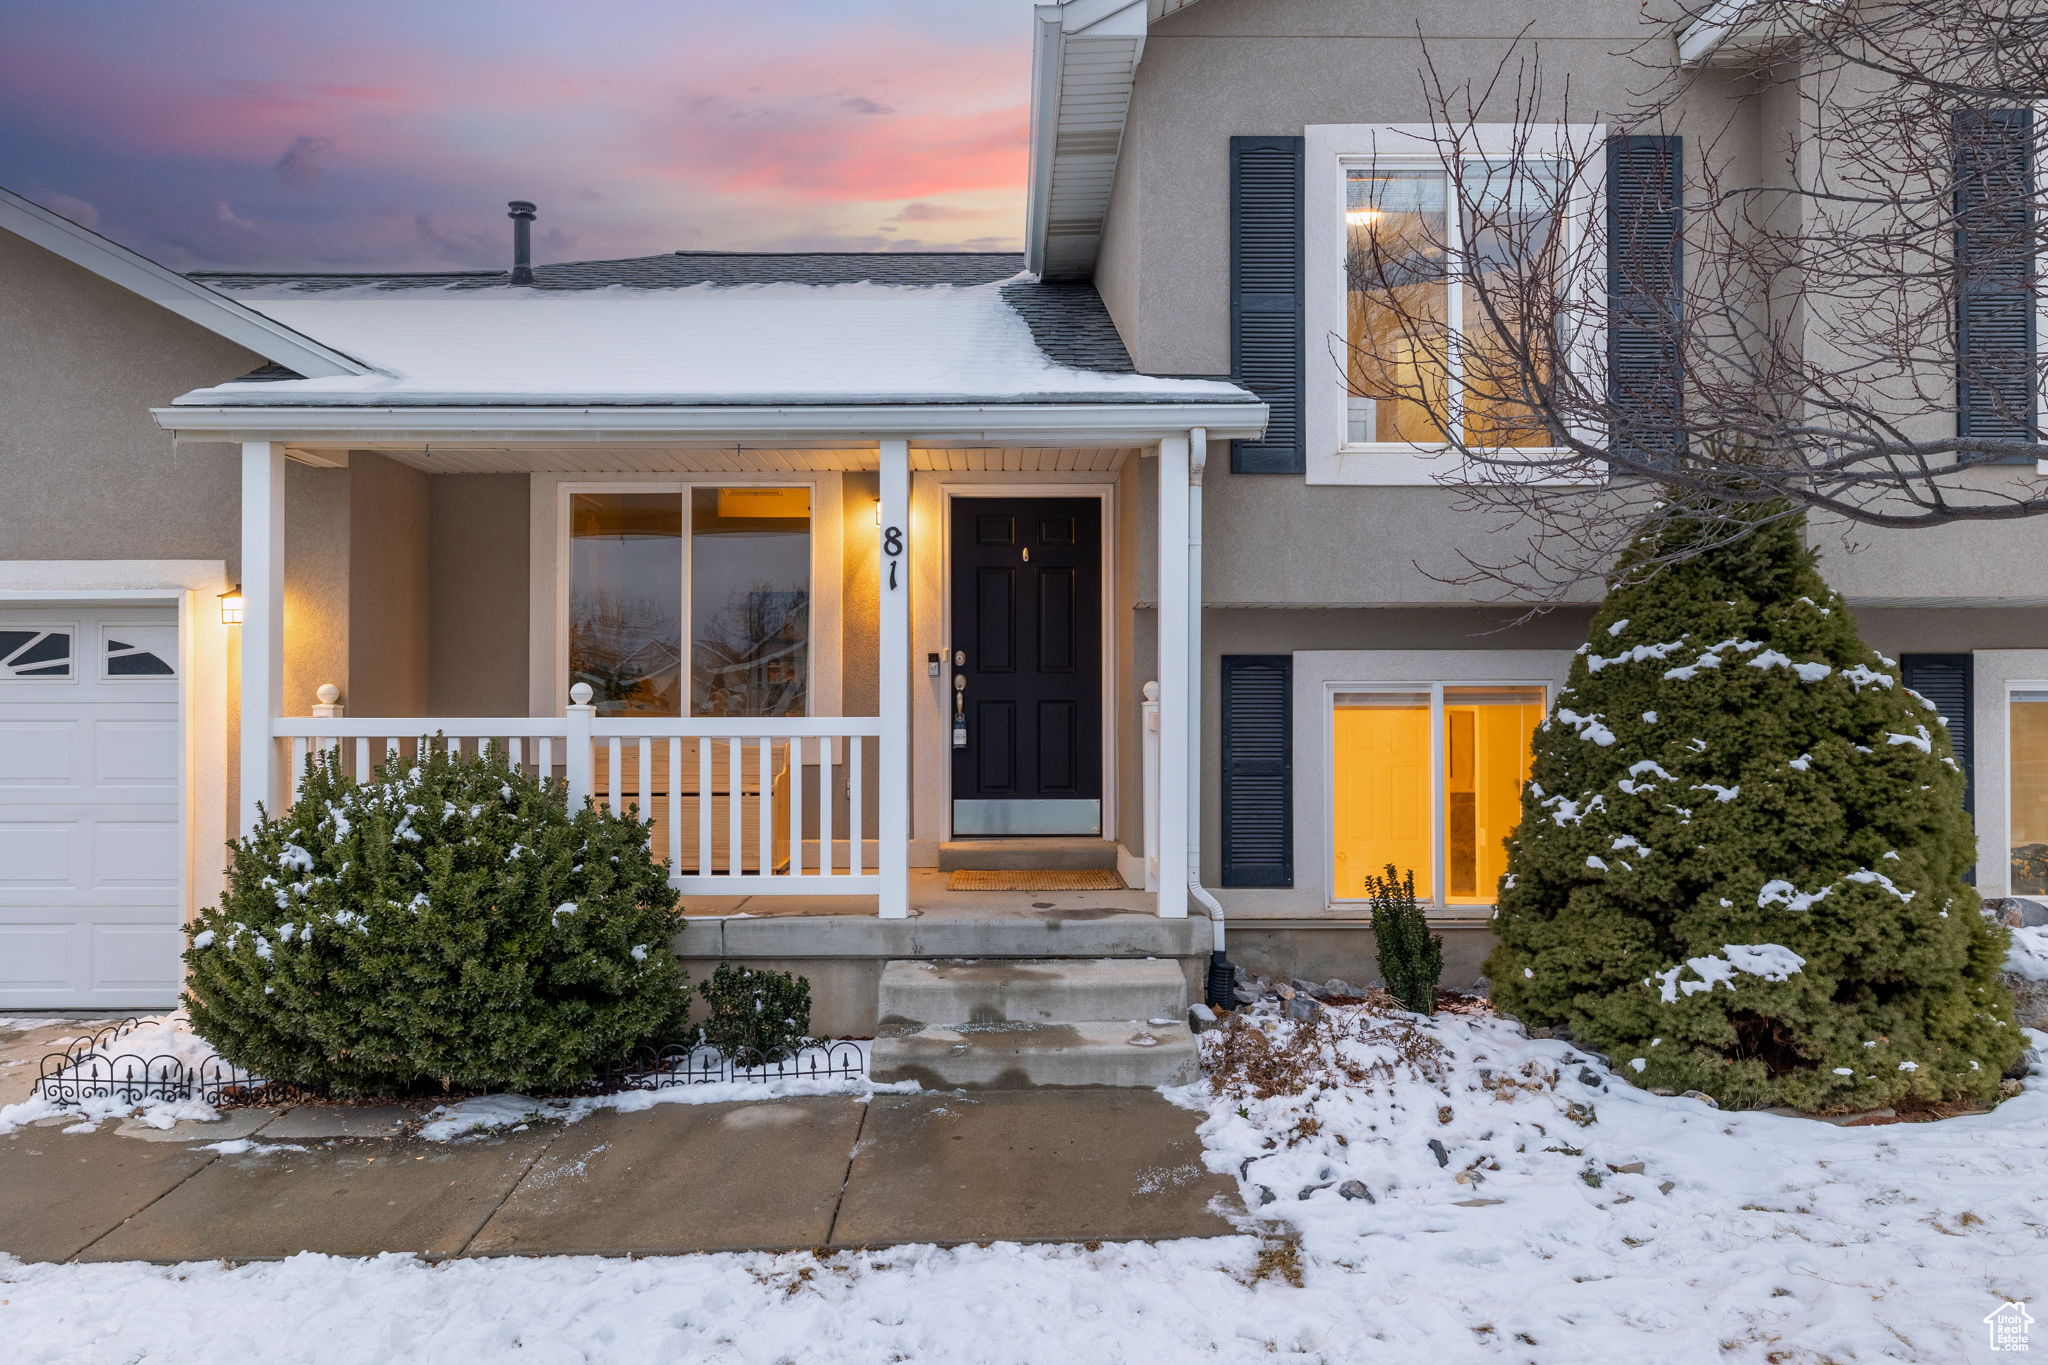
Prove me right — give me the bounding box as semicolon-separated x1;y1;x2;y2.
1343;160;1567;451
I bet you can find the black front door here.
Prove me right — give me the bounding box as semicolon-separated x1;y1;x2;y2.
949;497;1102;836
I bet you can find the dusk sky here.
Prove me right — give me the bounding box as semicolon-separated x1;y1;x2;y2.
0;0;1036;272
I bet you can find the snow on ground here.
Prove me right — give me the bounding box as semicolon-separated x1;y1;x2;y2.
419;1050;914;1140
1;1019;908;1139
5;1002;2044;1363
2008;921;2048;980
0;1011;224;1133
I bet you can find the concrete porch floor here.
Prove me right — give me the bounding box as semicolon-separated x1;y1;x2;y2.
678;868;1155;919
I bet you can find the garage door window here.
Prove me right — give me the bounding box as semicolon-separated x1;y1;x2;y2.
0;628;71;679
102;626;177;679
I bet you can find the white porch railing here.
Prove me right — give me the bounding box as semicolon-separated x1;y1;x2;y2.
270;684;883;896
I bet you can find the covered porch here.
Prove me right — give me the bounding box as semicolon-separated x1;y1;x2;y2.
193;418;1257;926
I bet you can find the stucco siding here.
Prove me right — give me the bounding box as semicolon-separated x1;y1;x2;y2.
428;474;531;716
0;231;259;565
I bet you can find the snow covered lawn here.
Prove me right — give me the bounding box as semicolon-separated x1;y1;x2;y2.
5;999;2044;1363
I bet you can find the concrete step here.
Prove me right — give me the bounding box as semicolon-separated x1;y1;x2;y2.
878;958;1189;1030
937;839;1120;872
870;1021;1200;1089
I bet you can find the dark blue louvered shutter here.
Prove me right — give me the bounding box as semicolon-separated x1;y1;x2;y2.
1220;654;1293;886
1230;136;1305;474
1606;135;1684;465
1954;109;2039;459
1900;653;1975;815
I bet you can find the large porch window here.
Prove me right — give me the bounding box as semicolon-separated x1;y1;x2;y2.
568;486;813;717
1330;683;1545;907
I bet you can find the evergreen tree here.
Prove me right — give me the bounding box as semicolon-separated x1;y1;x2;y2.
184;743;691;1096
1487;505;2020;1110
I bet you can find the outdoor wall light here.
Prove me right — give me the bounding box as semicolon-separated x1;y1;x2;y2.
219;586;245;625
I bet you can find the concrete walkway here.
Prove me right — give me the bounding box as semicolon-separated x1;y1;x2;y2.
1;1090;1240;1264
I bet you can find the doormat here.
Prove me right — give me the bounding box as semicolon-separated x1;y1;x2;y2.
947;868;1125;891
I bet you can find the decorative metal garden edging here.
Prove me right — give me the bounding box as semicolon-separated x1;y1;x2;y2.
34;1018;295;1108
34;1019;868;1109
599;1039;868;1091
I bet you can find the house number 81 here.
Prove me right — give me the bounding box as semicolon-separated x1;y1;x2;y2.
882;525;904;589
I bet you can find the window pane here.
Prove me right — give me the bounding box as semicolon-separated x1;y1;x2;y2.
1461;161;1566;449
569;494;682;716
1443;686;1544;905
1345;169;1450;444
691;487;810;717
2012;695;2048;893
1332;691;1433;899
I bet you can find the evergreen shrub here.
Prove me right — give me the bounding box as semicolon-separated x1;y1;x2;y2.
1367;865;1443;1013
696;963;813;1059
183;744;690;1096
1486;505;2021;1110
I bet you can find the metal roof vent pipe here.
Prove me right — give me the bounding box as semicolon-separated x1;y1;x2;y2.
507;201;537;284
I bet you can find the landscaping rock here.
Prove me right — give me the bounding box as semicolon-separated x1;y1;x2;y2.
1284;995;1319;1023
2003;974;2048;1033
1681;1090;1721;1108
1427;1138;1449;1167
1338;1180;1374;1203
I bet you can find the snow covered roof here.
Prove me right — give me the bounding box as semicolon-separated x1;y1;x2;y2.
176;252;1246;409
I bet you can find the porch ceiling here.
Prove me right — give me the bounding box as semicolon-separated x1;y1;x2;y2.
288;444;1145;474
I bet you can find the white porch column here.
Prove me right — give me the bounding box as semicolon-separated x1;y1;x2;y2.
877;438;912;918
238;440;284;837
1155;433;1191;917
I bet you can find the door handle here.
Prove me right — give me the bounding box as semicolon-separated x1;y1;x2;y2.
952;672;968;749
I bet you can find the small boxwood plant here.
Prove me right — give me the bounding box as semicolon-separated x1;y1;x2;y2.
183;742;691;1096
696;963;813;1060
1367;865;1443;1015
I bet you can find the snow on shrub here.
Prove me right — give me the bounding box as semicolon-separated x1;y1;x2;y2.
1487;504;2020;1111
183;744;691;1097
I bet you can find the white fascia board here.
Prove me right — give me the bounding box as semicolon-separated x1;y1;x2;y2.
151;400;1272;444
1024;0;1151;281
1024;8;1067;277
0;186;370;379
1675;0;1816;67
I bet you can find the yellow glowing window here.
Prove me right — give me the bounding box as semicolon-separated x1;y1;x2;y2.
2010;692;2048;894
1343;161;1566;450
1331;685;1545;906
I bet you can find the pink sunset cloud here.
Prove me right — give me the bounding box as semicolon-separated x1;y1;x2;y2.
0;1;1038;270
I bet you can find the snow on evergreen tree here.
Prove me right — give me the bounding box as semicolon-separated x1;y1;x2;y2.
1486;505;2020;1110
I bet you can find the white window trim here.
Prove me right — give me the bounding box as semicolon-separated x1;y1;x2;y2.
1323;679;1550;912
1268;649;1573;923
1304;122;1607;487
528;474;844;720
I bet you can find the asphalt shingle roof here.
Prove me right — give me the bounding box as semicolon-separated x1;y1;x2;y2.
192;251;1136;374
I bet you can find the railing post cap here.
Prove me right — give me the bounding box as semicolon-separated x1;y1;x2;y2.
569;682;595;706
1143;680;1159;701
315;683;341;705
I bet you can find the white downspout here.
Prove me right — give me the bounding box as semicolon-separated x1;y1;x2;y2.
1185;428;1229;964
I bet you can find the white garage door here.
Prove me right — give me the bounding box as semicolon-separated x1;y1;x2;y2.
0;605;184;1009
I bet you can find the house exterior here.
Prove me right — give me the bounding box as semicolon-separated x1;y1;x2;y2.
1;0;2039;1049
